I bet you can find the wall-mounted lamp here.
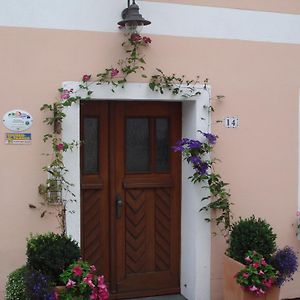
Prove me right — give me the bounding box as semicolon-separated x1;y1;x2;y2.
118;0;151;34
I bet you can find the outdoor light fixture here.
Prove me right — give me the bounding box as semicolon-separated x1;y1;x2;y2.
118;0;151;34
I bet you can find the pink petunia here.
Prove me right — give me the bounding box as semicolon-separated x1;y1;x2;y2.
90;289;98;300
82;74;91;82
262;279;273;288
252;262;260;269
242;273;249;279
258;270;265;276
249;285;258;292
244;256;252;263
66;279;76;288
90;265;96;272
83;273;93;283
72;265;83;276
260;259;267;266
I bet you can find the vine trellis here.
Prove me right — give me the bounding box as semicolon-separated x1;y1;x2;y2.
33;32;232;237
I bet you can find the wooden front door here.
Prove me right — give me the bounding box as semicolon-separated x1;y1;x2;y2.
80;101;181;299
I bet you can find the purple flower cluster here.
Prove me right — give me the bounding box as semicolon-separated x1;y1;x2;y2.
172;132;218;177
272;246;298;287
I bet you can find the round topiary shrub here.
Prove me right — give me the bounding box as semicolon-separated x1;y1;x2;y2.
26;232;80;284
227;215;277;263
5;266;29;300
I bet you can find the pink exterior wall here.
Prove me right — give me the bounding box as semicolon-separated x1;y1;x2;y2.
145;0;300;14
1;5;300;299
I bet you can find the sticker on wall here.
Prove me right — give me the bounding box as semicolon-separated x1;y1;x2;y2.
5;133;32;145
2;109;33;132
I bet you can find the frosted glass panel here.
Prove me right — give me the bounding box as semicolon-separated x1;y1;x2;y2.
84;117;99;173
126;118;150;173
156;118;169;172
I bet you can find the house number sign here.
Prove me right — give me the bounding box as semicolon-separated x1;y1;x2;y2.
224;116;239;128
2;109;33;132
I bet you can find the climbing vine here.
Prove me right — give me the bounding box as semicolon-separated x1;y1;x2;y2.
36;32;232;236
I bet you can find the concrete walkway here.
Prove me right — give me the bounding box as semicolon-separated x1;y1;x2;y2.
126;295;186;300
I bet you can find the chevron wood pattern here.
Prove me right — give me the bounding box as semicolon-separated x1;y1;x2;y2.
125;189;147;274
82;189;103;273
155;188;171;271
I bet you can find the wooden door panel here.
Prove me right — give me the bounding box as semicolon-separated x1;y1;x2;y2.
80;101;110;281
114;102;181;296
81;101;181;298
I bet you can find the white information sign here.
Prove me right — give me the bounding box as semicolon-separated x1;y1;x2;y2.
2;109;33;132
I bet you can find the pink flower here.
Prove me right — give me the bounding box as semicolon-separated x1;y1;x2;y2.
72;265;83;276
261;259;267;266
111;68;119;77
66;279;76;288
248;285;258;292
97;276;109;299
90;265;96;272
56;143;64;151
252;262;260;269
258;270;265;276
242;273;249;279
90;289;98;300
130;33;142;42
87;280;95;288
262;279;273;288
297;211;300;217
257;289;265;295
244;256;252;263
61;90;70;100
142;36;152;44
83;273;93;283
82;74;91;82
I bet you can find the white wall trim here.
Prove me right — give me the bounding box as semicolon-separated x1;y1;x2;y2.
1;0;300;44
298;89;300;240
63;81;211;300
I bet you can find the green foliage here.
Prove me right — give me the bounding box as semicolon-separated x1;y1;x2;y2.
5;266;29;300
149;68;208;98
227;216;277;263
26;233;80;285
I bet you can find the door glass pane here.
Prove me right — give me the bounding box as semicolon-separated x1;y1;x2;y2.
126;118;150;173
156;118;170;172
84;117;99;173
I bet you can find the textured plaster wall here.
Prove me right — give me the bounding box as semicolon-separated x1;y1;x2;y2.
0;26;300;299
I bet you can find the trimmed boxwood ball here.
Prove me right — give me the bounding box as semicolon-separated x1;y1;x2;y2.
5;266;29;300
227;215;277;264
26;232;80;284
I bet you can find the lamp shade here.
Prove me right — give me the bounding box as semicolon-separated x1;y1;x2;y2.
118;2;151;27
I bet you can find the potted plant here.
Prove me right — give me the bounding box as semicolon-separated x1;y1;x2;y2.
59;260;109;300
224;215;279;300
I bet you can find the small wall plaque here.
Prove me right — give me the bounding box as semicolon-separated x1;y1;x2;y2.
5;133;32;145
2;109;33;132
224;116;239;128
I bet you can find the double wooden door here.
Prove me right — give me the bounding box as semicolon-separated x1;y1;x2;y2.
80;101;181;299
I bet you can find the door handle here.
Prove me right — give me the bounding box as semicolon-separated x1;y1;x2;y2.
116;194;123;219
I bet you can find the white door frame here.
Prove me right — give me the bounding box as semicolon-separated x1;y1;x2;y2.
62;81;211;300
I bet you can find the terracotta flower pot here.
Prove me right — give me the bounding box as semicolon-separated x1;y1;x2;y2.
223;255;280;300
